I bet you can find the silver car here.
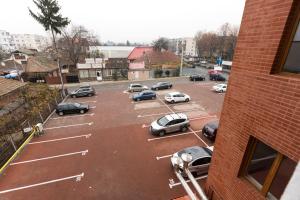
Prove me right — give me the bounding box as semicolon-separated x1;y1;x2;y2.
128;83;148;92
171;146;213;177
150;113;190;136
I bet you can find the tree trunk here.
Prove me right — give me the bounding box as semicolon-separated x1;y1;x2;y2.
51;29;66;96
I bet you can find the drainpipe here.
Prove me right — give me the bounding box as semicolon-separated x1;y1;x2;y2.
175;153;209;200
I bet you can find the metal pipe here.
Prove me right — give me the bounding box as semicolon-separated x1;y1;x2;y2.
185;169;208;200
174;170;197;200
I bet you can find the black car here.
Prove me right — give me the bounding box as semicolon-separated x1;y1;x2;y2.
70;86;95;98
151;82;172;90
56;103;89;116
202;120;219;141
209;74;226;81
189;74;205;81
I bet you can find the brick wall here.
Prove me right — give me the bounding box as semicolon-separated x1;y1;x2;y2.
206;0;300;199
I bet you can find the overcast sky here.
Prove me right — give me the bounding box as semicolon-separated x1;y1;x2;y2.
0;0;245;43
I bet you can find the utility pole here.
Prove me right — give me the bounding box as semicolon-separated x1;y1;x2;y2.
180;40;185;77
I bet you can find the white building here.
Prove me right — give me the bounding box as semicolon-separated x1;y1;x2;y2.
0;30;16;52
89;46;135;58
169;37;197;57
12;34;51;51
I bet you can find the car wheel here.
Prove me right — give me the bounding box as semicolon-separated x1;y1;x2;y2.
72;95;76;98
185;98;189;102
168;86;171;89
137;98;141;101
156;88;158;91
171;100;175;104
181;126;188;132
152;96;155;100
59;111;64;116
80;110;85;114
88;93;92;97
159;131;165;137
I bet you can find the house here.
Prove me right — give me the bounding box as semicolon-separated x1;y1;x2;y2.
0;78;26;108
21;55;61;84
205;0;299;200
0;60;23;77
77;58;105;81
127;47;153;63
80;46;135;81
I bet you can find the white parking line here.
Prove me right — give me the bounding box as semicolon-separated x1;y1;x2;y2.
188;127;208;147
132;99;158;104
189;115;217;121
44;122;93;130
0;173;84;194
148;130;201;142
169;175;208;188
78;100;97;103
156;154;172;160
158;97;175;113
90;106;96;109
142;124;151;128
29;134;92;145
50;113;95;120
10;150;88;165
137;108;203;118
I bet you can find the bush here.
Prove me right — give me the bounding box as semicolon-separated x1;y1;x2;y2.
154;69;163;78
112;71;118;81
165;70;170;77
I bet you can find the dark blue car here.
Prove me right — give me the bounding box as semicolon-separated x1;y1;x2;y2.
132;90;156;101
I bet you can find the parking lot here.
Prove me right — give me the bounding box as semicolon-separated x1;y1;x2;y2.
0;77;225;200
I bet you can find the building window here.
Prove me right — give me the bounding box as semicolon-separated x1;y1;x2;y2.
283;21;300;73
79;70;89;78
239;137;297;199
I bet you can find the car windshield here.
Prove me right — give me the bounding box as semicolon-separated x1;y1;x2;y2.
157;116;169;126
74;103;81;107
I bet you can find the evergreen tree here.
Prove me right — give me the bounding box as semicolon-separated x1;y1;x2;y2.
29;0;70;94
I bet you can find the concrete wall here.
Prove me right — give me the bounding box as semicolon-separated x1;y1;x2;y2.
206;0;300;199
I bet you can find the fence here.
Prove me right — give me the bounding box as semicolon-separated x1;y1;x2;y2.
0;89;66;174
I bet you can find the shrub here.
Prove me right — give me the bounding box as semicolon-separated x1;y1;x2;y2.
165;70;170;77
154;69;163;78
173;68;180;77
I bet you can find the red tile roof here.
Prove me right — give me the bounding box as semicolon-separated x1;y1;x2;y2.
134;50;180;67
127;47;153;61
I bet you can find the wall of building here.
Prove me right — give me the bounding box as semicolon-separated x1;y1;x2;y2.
128;70;150;81
0;30;15;52
206;0;300;199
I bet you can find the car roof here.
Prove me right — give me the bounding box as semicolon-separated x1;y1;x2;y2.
165;113;187;121
167;92;182;96
178;146;212;160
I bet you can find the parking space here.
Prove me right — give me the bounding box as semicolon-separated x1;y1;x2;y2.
0;77;224;200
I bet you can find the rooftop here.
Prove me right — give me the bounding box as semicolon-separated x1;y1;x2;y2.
0;78;26;96
127;47;153;60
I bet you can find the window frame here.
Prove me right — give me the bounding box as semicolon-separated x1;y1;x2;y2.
276;3;300;75
238;137;285;197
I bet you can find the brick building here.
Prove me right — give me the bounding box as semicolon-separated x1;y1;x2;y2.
206;0;299;200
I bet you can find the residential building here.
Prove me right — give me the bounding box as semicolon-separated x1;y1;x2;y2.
0;30;16;52
0;78;26;108
83;46;134;81
206;1;300;200
168;37;197;57
77;58;105;81
12;34;51;51
127;47;153;63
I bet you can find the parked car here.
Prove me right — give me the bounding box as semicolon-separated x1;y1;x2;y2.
202;120;219;141
209;74;226;81
189;74;205;81
56;103;89;116
164;92;190;103
212;84;227;93
150;113;190;136
208;69;221;75
151;82;172;90
132;90;156;101
171;146;213;177
128;83;148;92
70;86;95;98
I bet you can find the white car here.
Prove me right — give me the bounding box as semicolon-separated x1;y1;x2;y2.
164;92;190;103
212;84;227;93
